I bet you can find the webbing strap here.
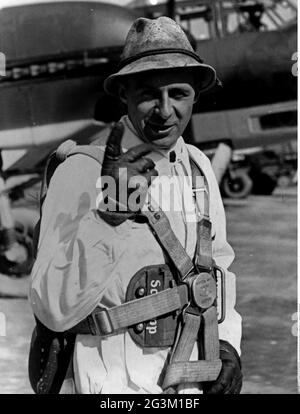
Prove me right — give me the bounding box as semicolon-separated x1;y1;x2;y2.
190;157;213;269
190;157;210;219
203;307;220;360
169;313;201;363
143;200;194;281
196;219;213;269
142;157;213;277
71;285;188;336
162;307;221;390
162;360;222;389
67;146;104;165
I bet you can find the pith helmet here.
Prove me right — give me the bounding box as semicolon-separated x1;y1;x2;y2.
104;16;217;96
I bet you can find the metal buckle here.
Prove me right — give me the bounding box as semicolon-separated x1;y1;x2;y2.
91;308;114;336
190;272;217;310
192;187;206;193
214;265;226;324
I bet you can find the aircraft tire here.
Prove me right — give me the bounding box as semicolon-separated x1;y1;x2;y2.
277;175;291;188
0;228;34;277
221;170;253;199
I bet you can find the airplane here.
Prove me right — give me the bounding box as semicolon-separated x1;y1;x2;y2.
0;0;297;275
0;1;138;276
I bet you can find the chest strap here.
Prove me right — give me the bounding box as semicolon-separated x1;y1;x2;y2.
69;284;188;336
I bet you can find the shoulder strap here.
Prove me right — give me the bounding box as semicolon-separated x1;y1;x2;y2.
189;155;210;220
188;155;213;270
143;153;213;279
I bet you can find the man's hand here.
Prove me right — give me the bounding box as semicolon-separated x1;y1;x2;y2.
99;122;158;226
204;340;243;394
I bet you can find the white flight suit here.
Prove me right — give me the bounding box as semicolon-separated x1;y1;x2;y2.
30;115;242;394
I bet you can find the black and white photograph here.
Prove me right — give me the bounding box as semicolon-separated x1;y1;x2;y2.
0;0;298;396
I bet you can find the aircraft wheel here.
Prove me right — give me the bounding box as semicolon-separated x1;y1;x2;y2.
221;171;253;199
277;175;291;188
0;228;34;277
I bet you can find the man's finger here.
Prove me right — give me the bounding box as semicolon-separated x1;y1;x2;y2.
104;122;125;160
123;143;153;162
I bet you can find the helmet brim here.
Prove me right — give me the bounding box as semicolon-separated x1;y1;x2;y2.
104;52;217;96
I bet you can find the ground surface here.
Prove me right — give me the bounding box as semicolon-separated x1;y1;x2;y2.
0;189;298;394
225;189;298;394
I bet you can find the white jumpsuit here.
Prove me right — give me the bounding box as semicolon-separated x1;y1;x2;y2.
30;116;242;394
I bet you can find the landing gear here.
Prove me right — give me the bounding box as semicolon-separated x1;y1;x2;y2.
0;165;38;277
0;227;34;277
221;169;253;199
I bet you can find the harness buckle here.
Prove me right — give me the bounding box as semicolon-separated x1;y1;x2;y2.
185;271;217;311
214;265;226;324
91;308;114;336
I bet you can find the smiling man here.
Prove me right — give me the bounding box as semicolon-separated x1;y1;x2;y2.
29;17;242;394
121;71;197;149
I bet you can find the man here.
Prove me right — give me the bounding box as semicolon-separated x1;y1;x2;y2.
30;17;242;394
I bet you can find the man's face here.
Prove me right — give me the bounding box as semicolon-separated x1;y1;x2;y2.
122;70;197;149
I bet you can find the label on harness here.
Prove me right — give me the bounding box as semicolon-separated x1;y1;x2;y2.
126;265;179;348
144;273;163;346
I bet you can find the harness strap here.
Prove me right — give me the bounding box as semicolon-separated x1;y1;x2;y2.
169;312;201;363
162;307;221;390
69;284;188;336
190;157;210;219
143;200;194;281
162;307;221;391
190;157;213;270
150;157;221;391
203;307;220;360
162;359;222;390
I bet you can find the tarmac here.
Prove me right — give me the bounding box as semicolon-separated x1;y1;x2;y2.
0;187;298;394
